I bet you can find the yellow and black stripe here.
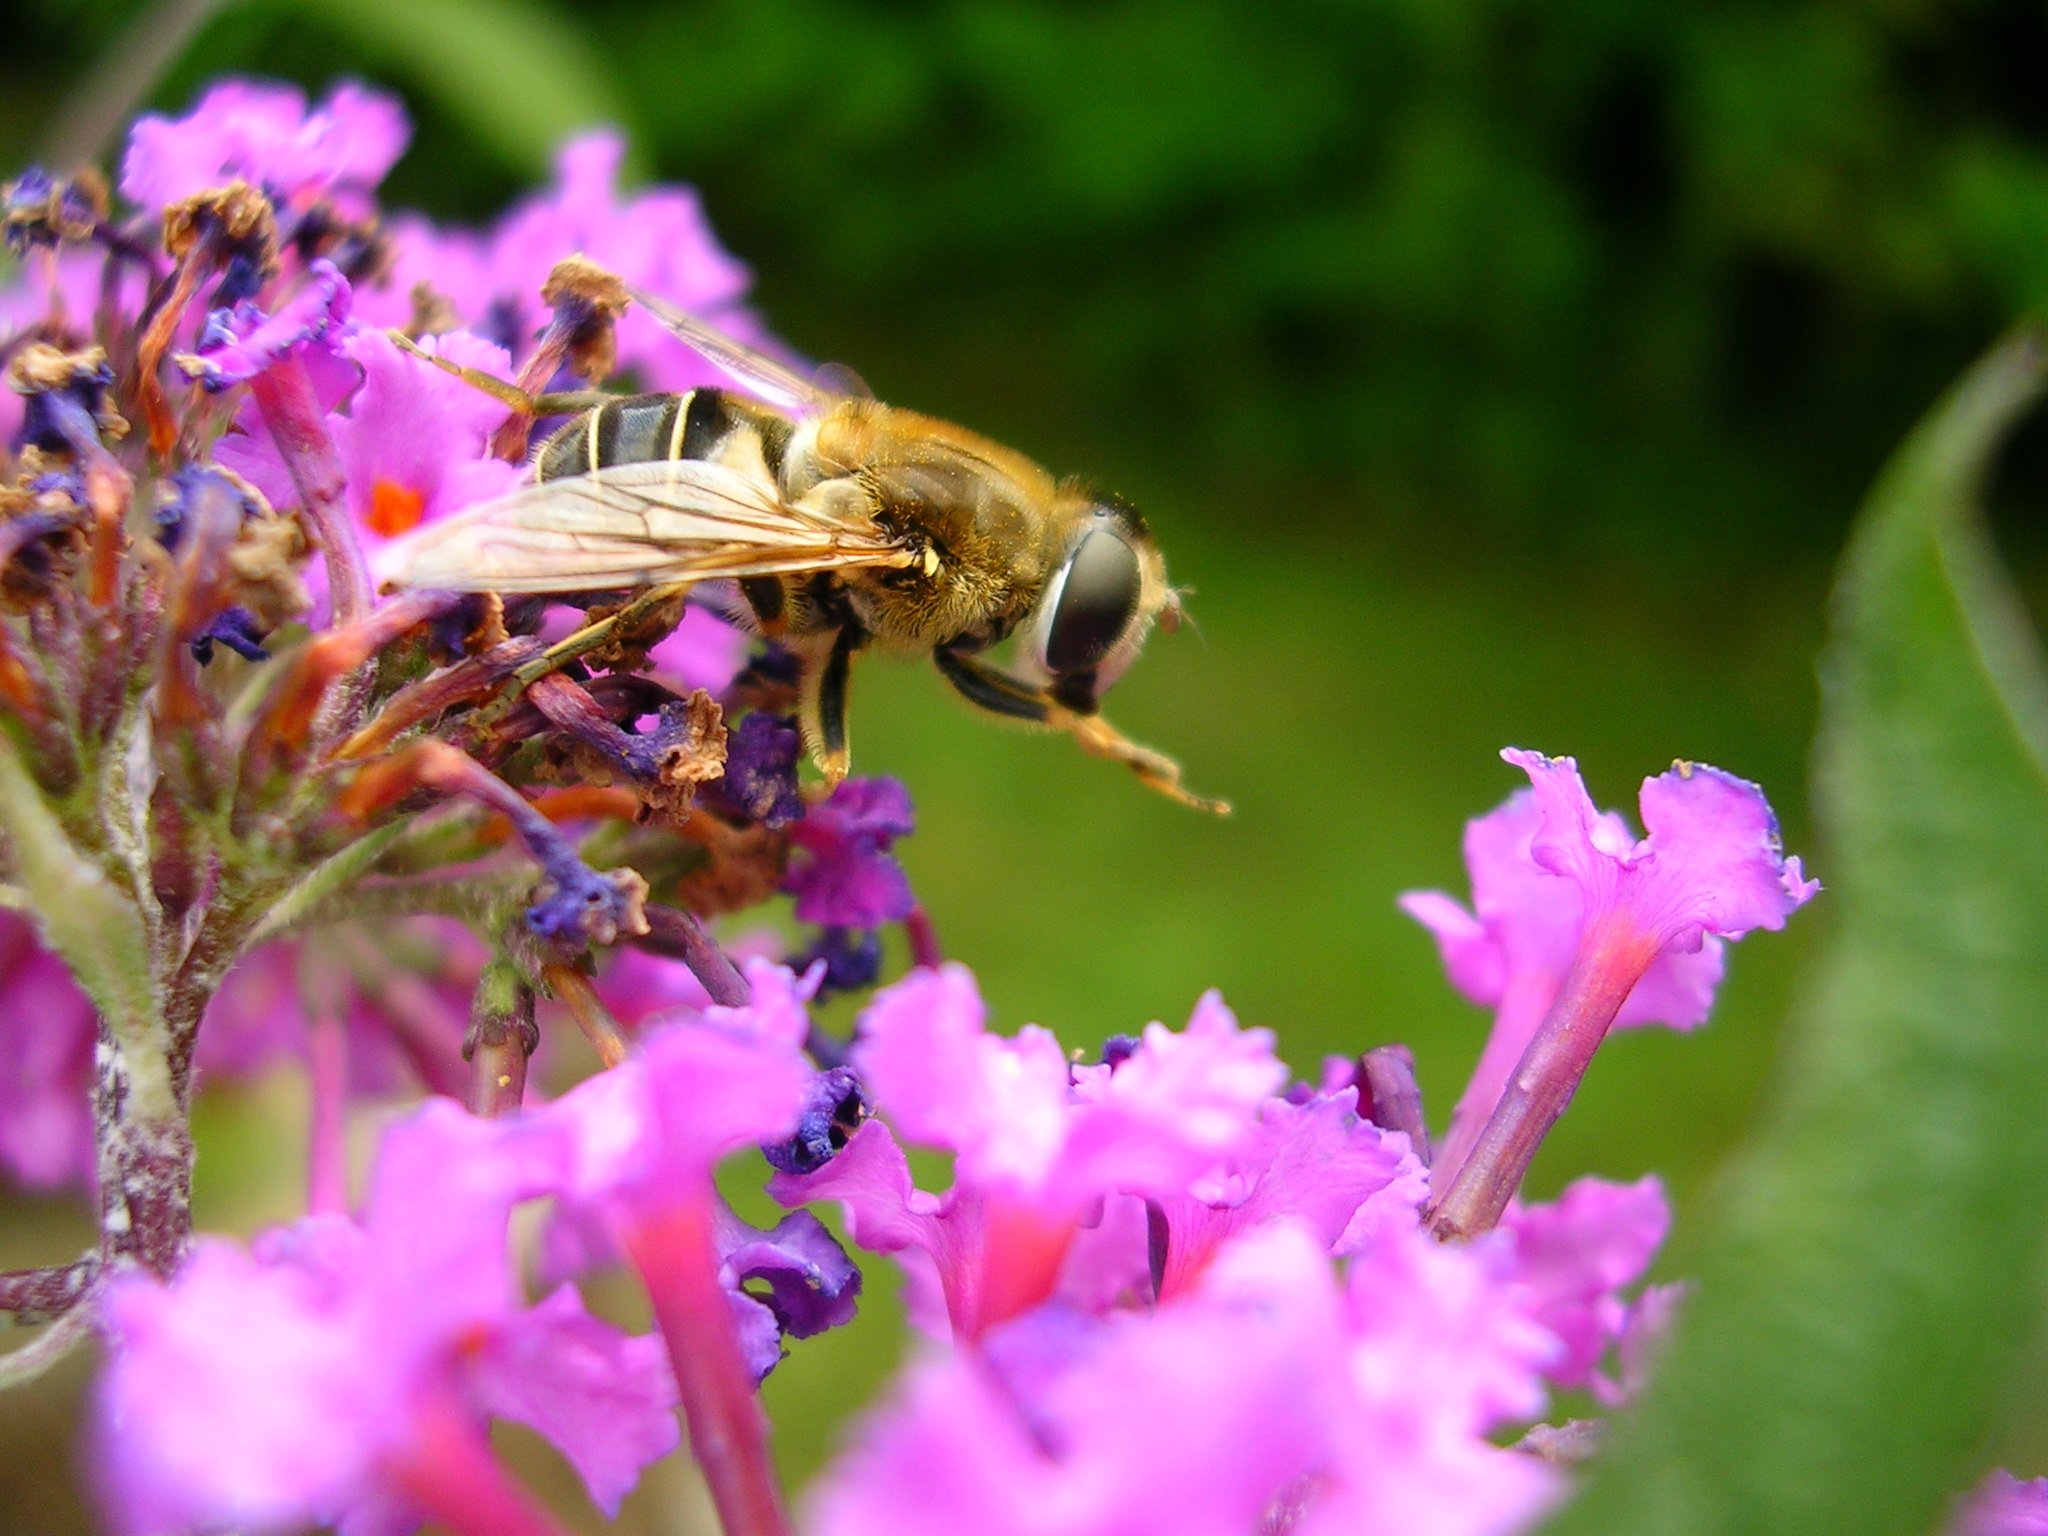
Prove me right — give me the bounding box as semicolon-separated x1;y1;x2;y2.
532;388;794;484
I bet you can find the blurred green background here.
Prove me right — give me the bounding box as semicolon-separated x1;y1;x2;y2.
3;0;2047;1528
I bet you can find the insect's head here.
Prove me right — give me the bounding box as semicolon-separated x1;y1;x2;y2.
1028;492;1171;714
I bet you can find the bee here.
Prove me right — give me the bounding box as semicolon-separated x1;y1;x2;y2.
381;291;1225;813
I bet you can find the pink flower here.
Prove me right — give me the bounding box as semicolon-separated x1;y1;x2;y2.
94;1103;678;1536
1403;787;1725;1184
120;80;408;215
1428;751;1814;1238
1952;1472;2048;1536
1145;1087;1428;1300
774;967;1285;1338
1506;750;1817;955
367;133;756;389
523;958;839;1536
809;1225;1561;1536
1498;1176;1669;1397
0;912;97;1190
218;327;523;549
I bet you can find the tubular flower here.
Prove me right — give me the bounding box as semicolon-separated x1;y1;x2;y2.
809;1224;1562;1536
1427;751;1815;1238
95;1103;678;1536
1402;786;1725;1186
773;965;1287;1339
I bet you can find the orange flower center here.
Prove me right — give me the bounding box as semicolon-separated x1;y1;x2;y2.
367;479;426;537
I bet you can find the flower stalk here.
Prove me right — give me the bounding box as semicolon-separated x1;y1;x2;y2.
1428;921;1659;1240
625;1201;796;1536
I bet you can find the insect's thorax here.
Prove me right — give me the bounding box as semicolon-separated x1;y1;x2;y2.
797;403;1071;650
535;390;1074;652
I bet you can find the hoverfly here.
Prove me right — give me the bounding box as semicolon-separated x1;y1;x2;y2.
380;291;1225;813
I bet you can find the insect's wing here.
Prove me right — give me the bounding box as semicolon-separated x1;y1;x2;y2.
628;289;835;414
377;458;913;595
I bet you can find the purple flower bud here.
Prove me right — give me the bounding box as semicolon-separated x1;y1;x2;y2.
153;465;264;550
717;1206;862;1362
785;777;918;928
192;605;269;664
797;926;884;997
525;861;648;948
716;711;804;827
14;354;114;457
764;1065;869;1176
1099;1034;1142;1069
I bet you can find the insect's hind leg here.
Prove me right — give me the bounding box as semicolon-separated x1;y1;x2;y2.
933;648;1230;814
384;330;611;418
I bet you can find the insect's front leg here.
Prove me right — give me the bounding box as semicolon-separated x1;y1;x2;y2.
932;648;1229;814
385;330;612;418
795;625;866;790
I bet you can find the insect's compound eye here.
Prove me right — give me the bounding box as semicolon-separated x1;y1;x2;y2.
1041;527;1142;675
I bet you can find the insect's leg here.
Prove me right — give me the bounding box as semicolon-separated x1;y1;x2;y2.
932;647;1050;722
384;329;612;418
797;626;865;788
387;330;537;412
933;649;1230;814
475;586;693;729
740;577;791;638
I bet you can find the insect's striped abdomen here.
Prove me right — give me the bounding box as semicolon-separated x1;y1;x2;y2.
533;389;794;484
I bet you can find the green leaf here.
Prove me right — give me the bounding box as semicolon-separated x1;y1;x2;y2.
1548;325;2048;1535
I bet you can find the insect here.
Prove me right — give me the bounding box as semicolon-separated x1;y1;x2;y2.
381;291;1226;813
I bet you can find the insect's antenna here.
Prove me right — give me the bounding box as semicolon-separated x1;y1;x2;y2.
1162;585;1205;645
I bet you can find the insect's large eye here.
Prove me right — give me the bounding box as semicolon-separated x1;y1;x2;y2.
1041;527;1142;674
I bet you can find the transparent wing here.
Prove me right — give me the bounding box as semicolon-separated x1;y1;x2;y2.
377;458;912;595
629;288;835;414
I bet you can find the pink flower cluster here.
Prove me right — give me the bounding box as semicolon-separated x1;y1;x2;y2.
0;79;920;1180
87;741;1806;1534
0;75;1880;1536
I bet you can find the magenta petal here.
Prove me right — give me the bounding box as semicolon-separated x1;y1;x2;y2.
1398;889;1504;1006
1952;1472;2048;1536
1079;991;1286;1149
1158;1091;1424;1295
184;261;353;392
1501;1175;1669;1392
120;80;408;212
853;964;1072;1185
95;1241;381;1535
470;1285;681;1516
1633;762;1821;945
1503;748;1817;952
769;1119;949;1263
0;913;97;1190
542;1009;811;1211
648;605;748;695
809;1230;1337;1536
